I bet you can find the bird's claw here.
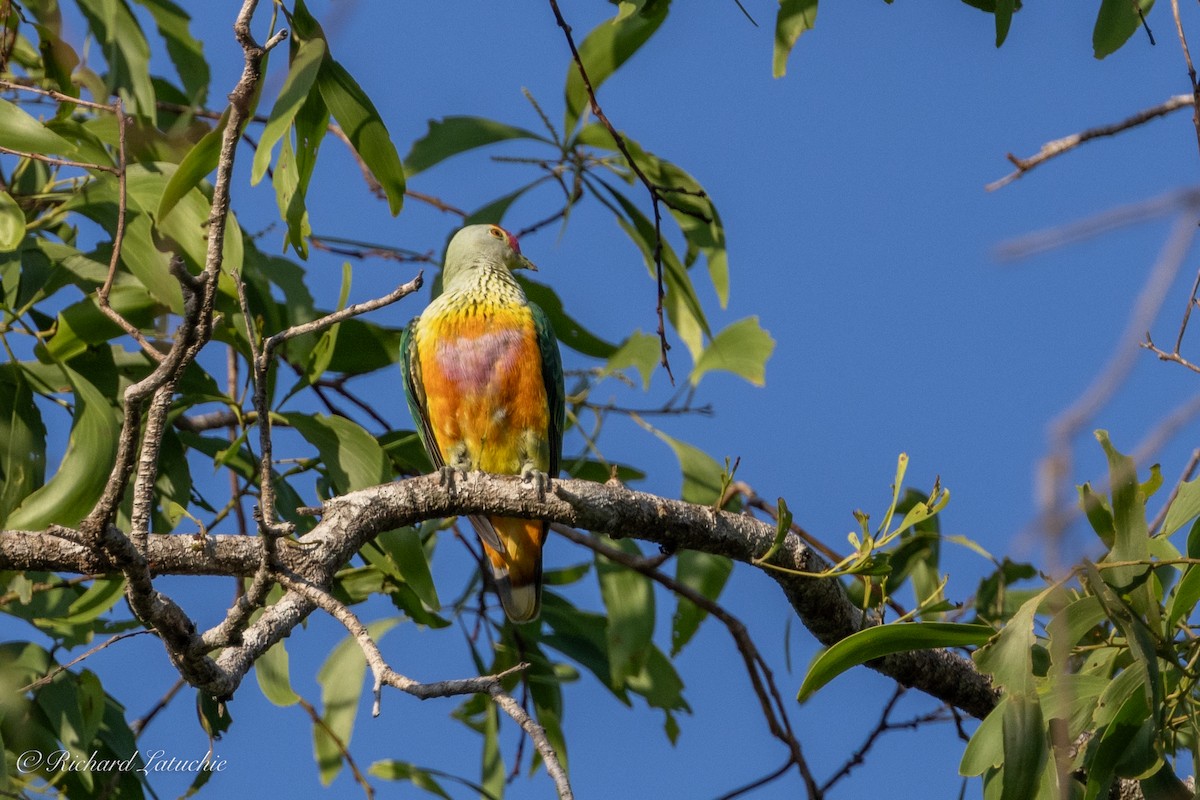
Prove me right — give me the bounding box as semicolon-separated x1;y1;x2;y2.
438;465;470;492
521;465;550;503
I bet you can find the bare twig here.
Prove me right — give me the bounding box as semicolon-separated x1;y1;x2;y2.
278;573;574;800
546;0;679;381
131;678;186;737
1171;0;1200;160
556;524;820;800
987;94;1192;191
297;697;375;800
20;630;154;692
1038;214;1195;551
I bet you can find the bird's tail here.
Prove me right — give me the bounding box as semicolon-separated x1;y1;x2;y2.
479;516;546;623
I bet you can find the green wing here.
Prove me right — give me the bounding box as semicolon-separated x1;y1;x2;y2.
399;320;444;471
530;302;565;476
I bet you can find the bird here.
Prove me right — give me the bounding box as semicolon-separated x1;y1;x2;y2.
400;224;564;623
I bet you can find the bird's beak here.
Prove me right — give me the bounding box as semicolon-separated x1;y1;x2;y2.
516;254;538;272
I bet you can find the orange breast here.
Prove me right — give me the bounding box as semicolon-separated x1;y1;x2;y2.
417;306;550;474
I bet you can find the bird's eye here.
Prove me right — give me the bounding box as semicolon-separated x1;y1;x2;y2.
488;227;504;240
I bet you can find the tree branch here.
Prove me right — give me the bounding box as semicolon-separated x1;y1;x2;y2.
0;473;998;721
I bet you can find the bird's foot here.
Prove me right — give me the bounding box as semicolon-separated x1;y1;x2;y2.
438;465;470;492
521;465;550;503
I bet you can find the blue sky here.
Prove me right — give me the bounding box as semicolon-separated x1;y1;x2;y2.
8;1;1200;798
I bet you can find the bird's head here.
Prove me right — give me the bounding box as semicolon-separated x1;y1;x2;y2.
443;224;537;287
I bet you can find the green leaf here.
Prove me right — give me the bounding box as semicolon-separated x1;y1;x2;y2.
404;116;544;178
670;550;732;656
132;0;209;104
773;0;817;78
317;58;405;214
1160;475;1200;538
0;189;25;251
368;761;454;799
1096;430;1151;592
158;108;229;221
1093;0;1154;59
565;4;668;133
961;696;1008;776
973;587;1052;695
1079;482;1116;548
6;368;119;530
73;0;157;121
654;430;725;505
283;413;390;495
689;316;775;387
519;277;617;358
994;0;1016;46
798;622;994;701
256;638;301;707
0;97;77;156
1045;595;1106;673
377;528;440;611
303;262;352;384
315;618;398;785
252;36;327;185
597;538;655;685
605;330;660;389
596;179;711;359
1001;693;1047;800
0;366;47;526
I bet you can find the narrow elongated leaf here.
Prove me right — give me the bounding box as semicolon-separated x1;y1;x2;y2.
376;528;440;611
252;36;327;185
73;0;157;121
132;0;208;104
0;190;25;251
565;4;668;133
256;639;301;707
1093;0;1154;59
317;58;405;214
1096;431;1150;593
773;0;818;78
597;538;655;685
654;430;725;505
520;277;616;358
690;316;775;387
1001;693;1047;800
314;618;398;785
284;412;390;495
0;98;76;156
671;550;732;655
799;622;994;701
157;108;228;220
974;587;1052;695
405;116;544;177
961;697;1007;776
6;368;119;530
1160;475;1200;539
368;760;454;799
0;367;47;526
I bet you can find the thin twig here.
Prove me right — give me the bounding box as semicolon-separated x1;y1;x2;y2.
277;573;574;800
987;94;1192;191
556;525;820;800
297;697;375;800
1171;0;1200;160
1039;214;1195;551
130;678;186;737
20;631;154;692
546;0;677;381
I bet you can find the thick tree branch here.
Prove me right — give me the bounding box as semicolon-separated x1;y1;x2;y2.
0;473;998;720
